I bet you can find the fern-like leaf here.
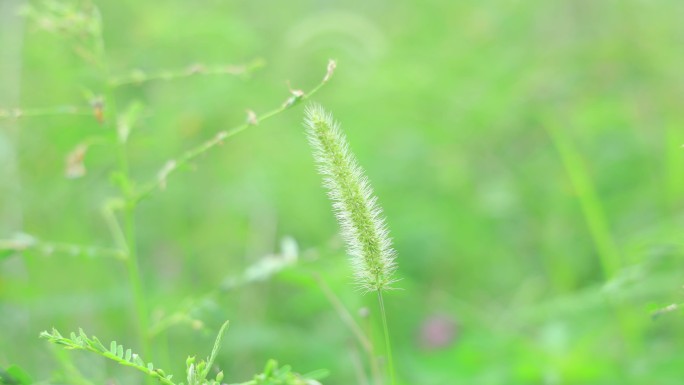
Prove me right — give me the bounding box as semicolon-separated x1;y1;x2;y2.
40;329;176;385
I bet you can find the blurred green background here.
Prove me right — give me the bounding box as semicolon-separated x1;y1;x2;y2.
1;0;684;384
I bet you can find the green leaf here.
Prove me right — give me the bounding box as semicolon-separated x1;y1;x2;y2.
91;336;107;352
1;365;33;385
302;368;330;380
201;320;229;380
133;354;145;366
0;249;17;260
186;363;196;385
41;328;177;385
116;101;144;144
264;359;277;376
78;328;88;341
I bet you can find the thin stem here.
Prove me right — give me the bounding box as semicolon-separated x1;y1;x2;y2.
544;120;622;280
0;237;126;260
112;60;154;368
108;78;153;362
122;203;151;359
131;59;336;204
349;346;370;385
313;273;372;352
361;312;382;385
0;105;92;120
376;291;396;385
107;58;265;87
102;203;129;254
314;273;382;381
543;114;635;355
90;0;152;361
665;124;684;210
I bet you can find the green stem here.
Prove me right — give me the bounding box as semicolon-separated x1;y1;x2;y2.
107;58;265;87
361;311;382;385
665;124;684;210
313;273;372;352
122;202;151;360
0;236;126;260
313;273;381;382
90;0;152;361
132;60;336;204
544;120;622;280
102;203;129;253
105;53;152;365
377;291;396;385
0;105;92;120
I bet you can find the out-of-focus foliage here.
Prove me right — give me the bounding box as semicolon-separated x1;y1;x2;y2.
1;0;684;384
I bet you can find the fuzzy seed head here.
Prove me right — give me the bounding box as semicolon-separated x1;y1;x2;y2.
304;104;397;292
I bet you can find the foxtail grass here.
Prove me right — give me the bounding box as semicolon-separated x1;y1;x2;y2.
304;104;397;292
304;104;397;384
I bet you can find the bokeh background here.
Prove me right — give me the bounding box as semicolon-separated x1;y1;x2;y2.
2;0;684;384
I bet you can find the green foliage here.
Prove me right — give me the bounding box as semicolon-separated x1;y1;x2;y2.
231;360;327;385
304;104;399;383
0;365;33;385
4;0;684;384
6;1;335;383
0;232;125;260
40;328;176;385
40;321;323;385
20;0;103;67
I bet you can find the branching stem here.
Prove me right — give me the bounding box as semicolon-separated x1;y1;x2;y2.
132;60;336;204
91;0;153;362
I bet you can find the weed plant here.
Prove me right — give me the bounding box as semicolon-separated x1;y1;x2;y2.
4;1;684;384
0;2;400;385
303;105;397;384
